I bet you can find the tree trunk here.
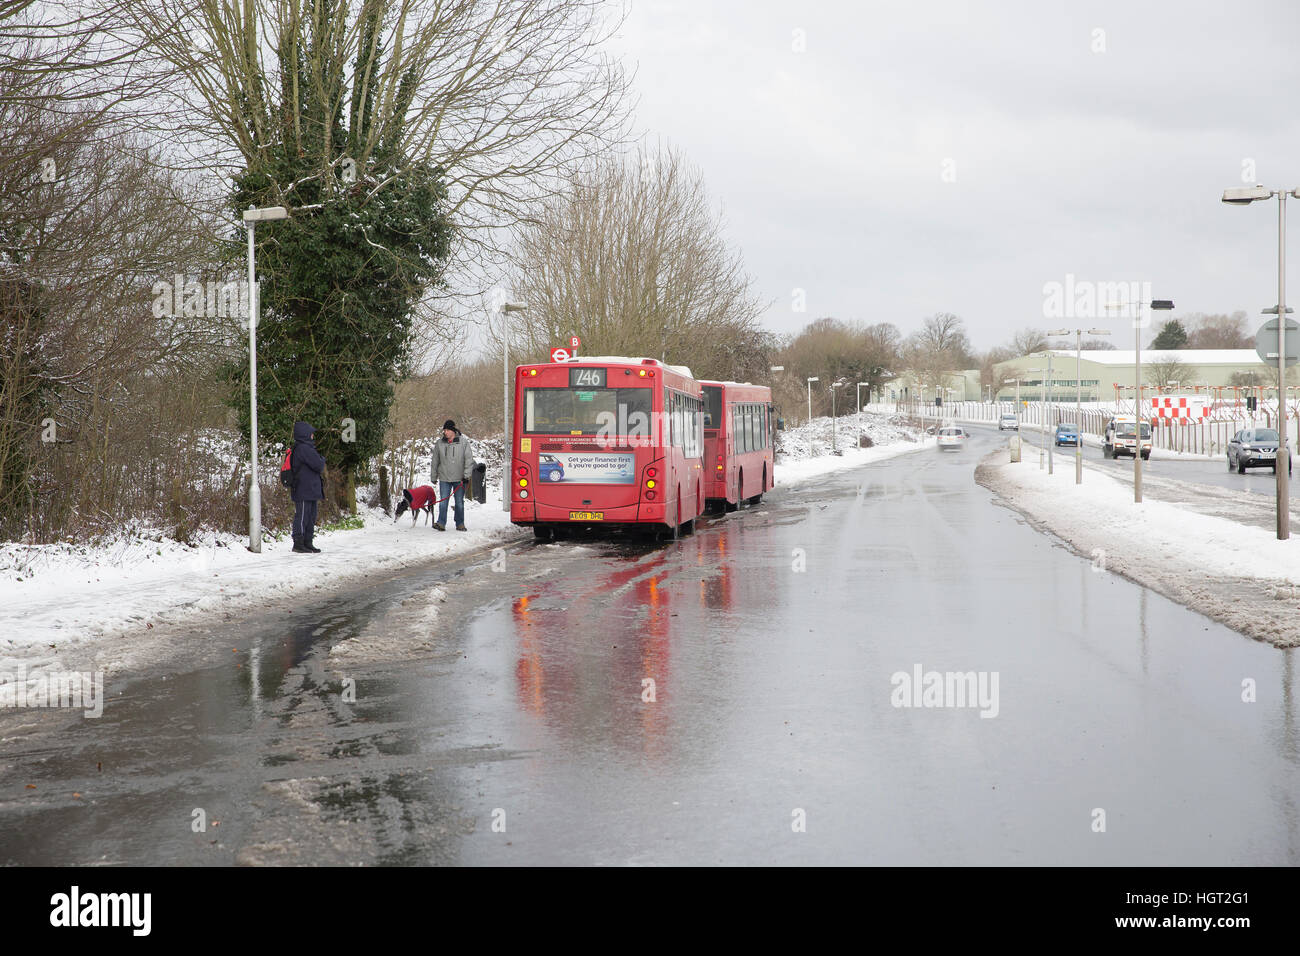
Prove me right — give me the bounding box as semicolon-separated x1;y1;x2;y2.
332;467;356;514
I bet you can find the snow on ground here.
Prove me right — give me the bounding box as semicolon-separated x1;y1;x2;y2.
977;451;1300;647
0;413;926;671
775;413;930;485
0;491;524;673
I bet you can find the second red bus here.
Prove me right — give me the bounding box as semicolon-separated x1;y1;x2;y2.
701;380;775;511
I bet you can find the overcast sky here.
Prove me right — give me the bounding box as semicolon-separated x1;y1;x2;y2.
608;0;1300;351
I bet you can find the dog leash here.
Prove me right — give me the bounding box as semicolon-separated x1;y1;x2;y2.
430;481;465;505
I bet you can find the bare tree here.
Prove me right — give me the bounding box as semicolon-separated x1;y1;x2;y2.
1186;311;1252;349
911;312;973;363
979;346;1015;397
1010;327;1048;356
772;318;901;418
1081;337;1116;350
0;71;224;539
116;0;632;312
0;1;165;182
1144;354;1191;389
902;312;972;391
506;145;770;382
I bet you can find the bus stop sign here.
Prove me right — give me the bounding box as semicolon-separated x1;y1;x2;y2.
1255;317;1300;367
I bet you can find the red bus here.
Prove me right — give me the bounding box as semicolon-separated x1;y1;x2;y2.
701;381;775;511
510;356;706;540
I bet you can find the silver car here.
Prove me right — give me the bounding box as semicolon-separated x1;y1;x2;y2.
1227;428;1292;475
998;414;1019;431
937;426;968;450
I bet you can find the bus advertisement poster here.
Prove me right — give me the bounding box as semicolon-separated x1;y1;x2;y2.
539;452;635;484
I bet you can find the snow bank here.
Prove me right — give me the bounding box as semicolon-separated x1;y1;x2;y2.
775;414;929;486
977;452;1300;647
0;493;524;672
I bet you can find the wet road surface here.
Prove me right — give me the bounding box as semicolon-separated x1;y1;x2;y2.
2;431;1298;865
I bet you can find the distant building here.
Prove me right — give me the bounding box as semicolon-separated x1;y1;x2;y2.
993;349;1270;402
886;349;1275;405
886;369;982;403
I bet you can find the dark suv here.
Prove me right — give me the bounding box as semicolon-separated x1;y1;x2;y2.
1227;428;1292;474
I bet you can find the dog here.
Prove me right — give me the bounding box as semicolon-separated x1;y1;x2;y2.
394;485;437;525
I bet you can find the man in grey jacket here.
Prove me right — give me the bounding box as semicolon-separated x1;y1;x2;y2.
431;419;474;531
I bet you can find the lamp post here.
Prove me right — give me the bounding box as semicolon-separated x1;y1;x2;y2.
1223;184;1299;539
241;205;290;553
830;380;846;452
1023;366;1046;467
498;300;528;511
1046;351;1055;474
1047;326;1110;483
1003;377;1021;411
1140;300;1176;503
806;376;819;423
857;381;869;446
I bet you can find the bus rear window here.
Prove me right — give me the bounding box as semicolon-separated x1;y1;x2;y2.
703;385;722;429
524;388;654;435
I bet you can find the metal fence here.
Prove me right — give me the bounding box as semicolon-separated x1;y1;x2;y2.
875;399;1300;458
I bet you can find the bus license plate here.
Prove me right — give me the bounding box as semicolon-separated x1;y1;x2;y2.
569;511;603;520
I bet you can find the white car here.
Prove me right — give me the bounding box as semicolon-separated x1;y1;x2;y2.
937;426;967;450
998;414;1019;431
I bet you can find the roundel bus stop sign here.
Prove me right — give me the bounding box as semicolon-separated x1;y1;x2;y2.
1255;317;1300;368
550;347;570;363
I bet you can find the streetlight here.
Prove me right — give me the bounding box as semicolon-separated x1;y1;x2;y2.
857;381;870;446
876;368;895;409
1046;351;1055;474
1003;377;1021;410
1047;326;1110;484
806;376;819;423
1023;366;1047;468
1139;300;1175;502
498;300;528;511
830;380;847;451
1104;296;1172;503
1223;184;1299;539
241;205;290;553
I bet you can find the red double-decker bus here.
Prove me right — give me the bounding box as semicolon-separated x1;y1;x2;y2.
510;357;706;540
701;380;775;511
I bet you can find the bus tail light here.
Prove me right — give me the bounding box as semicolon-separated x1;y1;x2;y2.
519;489;528;499
646;479;655;489
517;465;528;476
647;467;657;478
518;478;528;487
645;490;655;500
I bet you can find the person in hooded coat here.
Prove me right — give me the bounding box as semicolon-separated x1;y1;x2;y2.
290;421;326;553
